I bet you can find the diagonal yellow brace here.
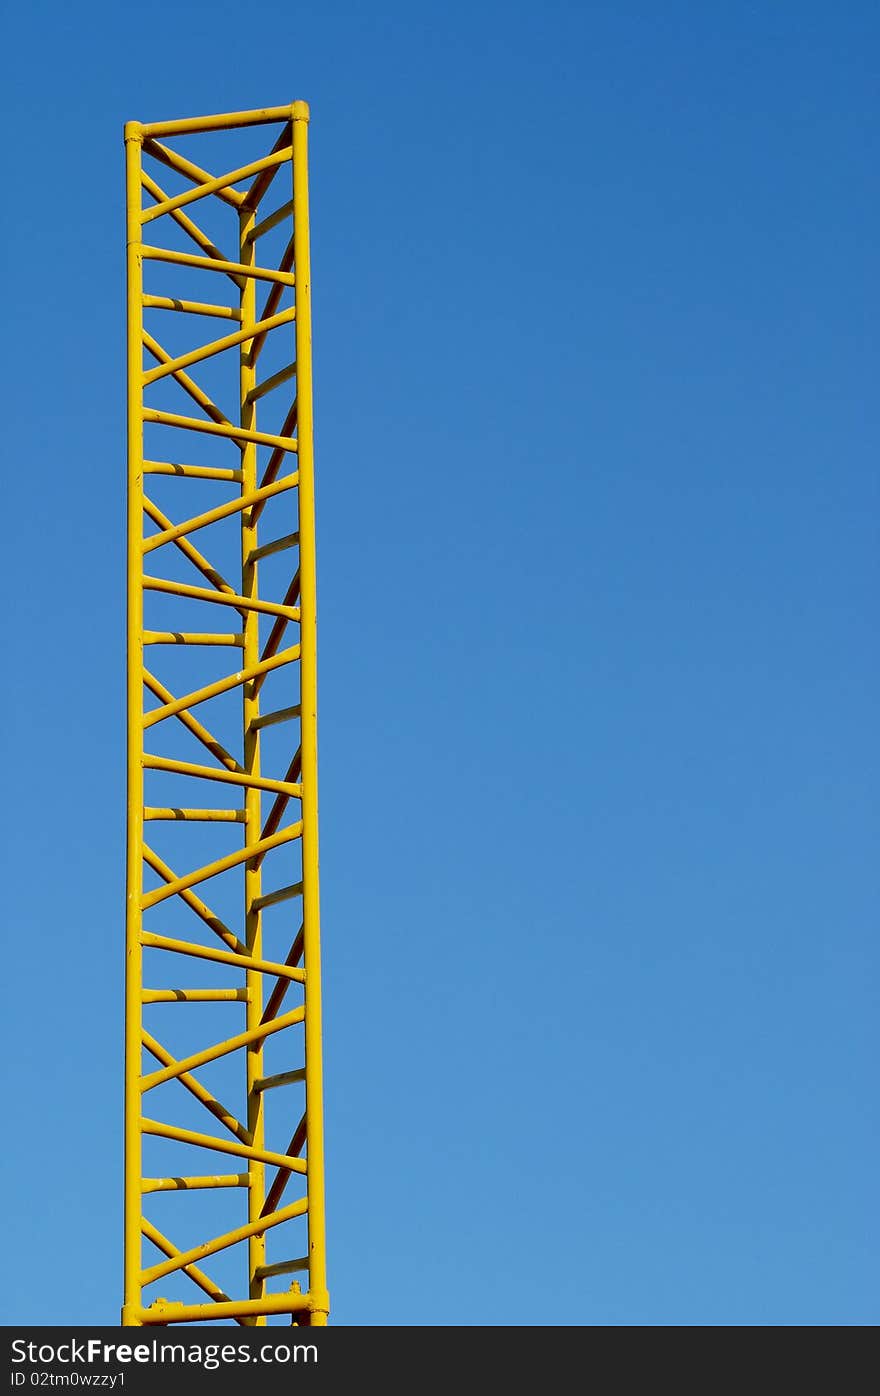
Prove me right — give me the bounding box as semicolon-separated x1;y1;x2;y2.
141;1219;245;1323
144;573;301;621
142;147;293;225
142;844;246;955
143;308;296;387
143;753;302;799
142;822;303;910
140;930;305;983
243;124;294;209
143;331;232;427
143;669;243;772
141;170;245;287
252;238;296;360
143;473;298;554
144;649;298;730
141;1195;309;1287
142;246;295;288
142;138;245;207
142;1030;251;1145
143;498;238;600
141;1005;305;1092
143;407;297;453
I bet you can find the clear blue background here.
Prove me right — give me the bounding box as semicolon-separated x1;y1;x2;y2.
1;0;877;1326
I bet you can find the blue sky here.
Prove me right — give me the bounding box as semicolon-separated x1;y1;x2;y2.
1;0;877;1325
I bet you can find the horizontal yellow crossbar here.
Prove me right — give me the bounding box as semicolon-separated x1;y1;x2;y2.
247;362;296;404
253;1068;305;1092
254;1257;308;1281
143;988;249;1003
253;882;303;912
142;245;296;287
143;573;301;621
144;460;243;483
143;753;302;798
143;407;298;453
248;532;298;564
250;704;300;731
248;199;294;243
141;1116;308;1173
137;1291;313;1325
143;294;242;321
143;808;246;822
143;631;243;646
137;105;303;138
142;1175;249;1193
140;930;306;983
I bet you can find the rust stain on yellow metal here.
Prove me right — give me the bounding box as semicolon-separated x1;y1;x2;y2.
123;104;328;1327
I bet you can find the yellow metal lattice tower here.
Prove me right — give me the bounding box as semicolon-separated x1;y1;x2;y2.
123;104;328;1326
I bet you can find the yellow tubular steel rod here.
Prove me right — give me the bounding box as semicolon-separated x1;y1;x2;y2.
248;198;295;243
142;308;296;386
143;646;299;728
140;1005;305;1092
239;195;267;1322
143;461;244;482
143;752;301;798
142;140;245;207
141;1119;307;1174
143;574;300;621
140;930;306;982
292;103;329;1325
142;988;249;1003
141;245;295;286
141;107;298;138
141;1031;250;1141
138;1293;309;1325
140;1221;242;1320
141;822;302;909
142;1175;249;1193
123;120;144;1329
140;171;245;278
142;333;231;426
143;632;244;646
142;472;298;552
142;846;245;954
142;147;292;225
142;407;297;452
142;1197;309;1288
143;294;242;320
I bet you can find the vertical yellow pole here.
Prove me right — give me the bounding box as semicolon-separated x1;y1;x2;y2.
239;201;267;1323
123;121;144;1327
291;101;329;1325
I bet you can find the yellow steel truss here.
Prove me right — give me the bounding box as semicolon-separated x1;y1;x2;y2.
123;104;328;1327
